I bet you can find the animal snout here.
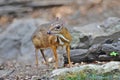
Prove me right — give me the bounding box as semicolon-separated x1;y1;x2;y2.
47;31;51;34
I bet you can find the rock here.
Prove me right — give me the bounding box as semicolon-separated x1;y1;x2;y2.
99;61;120;73
98;55;110;60
70;29;93;49
63;49;88;64
44;53;64;68
71;17;120;49
64;38;120;63
69;27;84;49
0;69;15;78
51;61;120;78
102;40;120;55
0;0;74;17
70;30;82;49
57;54;64;68
74;63;80;67
0;0;73;7
0;0;30;6
88;38;120;61
31;76;40;80
0;18;48;64
39;76;49;80
0;6;32;16
26;0;74;7
48;57;54;63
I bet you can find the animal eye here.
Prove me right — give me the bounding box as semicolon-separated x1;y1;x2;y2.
56;25;61;29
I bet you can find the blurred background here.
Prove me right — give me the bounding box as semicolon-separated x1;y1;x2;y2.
0;0;120;27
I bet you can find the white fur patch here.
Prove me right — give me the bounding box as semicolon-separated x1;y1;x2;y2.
58;37;64;45
56;34;70;42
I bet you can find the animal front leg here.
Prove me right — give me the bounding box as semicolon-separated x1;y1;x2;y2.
66;45;72;67
51;46;58;69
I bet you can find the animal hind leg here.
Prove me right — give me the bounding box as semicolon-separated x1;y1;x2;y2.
40;49;48;65
35;48;39;67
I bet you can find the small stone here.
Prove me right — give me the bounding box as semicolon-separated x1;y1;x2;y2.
80;62;86;65
25;75;31;80
48;57;54;63
74;63;80;66
31;76;40;80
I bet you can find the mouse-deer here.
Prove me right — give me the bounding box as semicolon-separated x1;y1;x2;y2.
32;18;72;69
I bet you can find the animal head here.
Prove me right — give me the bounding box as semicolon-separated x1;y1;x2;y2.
47;17;65;35
47;17;71;43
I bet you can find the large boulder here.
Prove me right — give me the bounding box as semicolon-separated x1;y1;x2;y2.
66;17;120;63
0;0;73;16
71;17;120;49
51;61;120;79
63;49;88;64
0;18;48;64
64;38;120;63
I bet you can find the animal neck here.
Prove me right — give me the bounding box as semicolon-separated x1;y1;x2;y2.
57;28;72;43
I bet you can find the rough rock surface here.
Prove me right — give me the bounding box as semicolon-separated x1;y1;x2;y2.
51;61;120;78
0;18;48;63
0;0;73;16
64;38;120;63
71;17;120;49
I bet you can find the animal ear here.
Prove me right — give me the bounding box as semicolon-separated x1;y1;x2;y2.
51;17;60;25
58;17;65;25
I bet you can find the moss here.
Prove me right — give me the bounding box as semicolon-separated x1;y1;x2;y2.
54;70;120;80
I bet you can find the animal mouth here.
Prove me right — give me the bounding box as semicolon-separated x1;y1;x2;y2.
47;31;51;34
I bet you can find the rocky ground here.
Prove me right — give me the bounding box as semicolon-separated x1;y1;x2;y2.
0;0;120;80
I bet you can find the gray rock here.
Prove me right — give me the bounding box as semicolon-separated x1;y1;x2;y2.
0;0;30;6
102;40;120;55
64;38;120;63
26;0;74;7
31;76;40;80
71;17;120;49
0;0;73;6
0;6;32;15
0;69;15;78
0;0;74;16
64;49;88;63
0;18;48;64
99;61;120;73
70;30;81;49
88;38;120;60
51;61;120;77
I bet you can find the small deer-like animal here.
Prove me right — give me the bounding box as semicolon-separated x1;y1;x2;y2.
32;18;72;69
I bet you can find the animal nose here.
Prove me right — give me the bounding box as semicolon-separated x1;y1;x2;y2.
47;31;51;34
